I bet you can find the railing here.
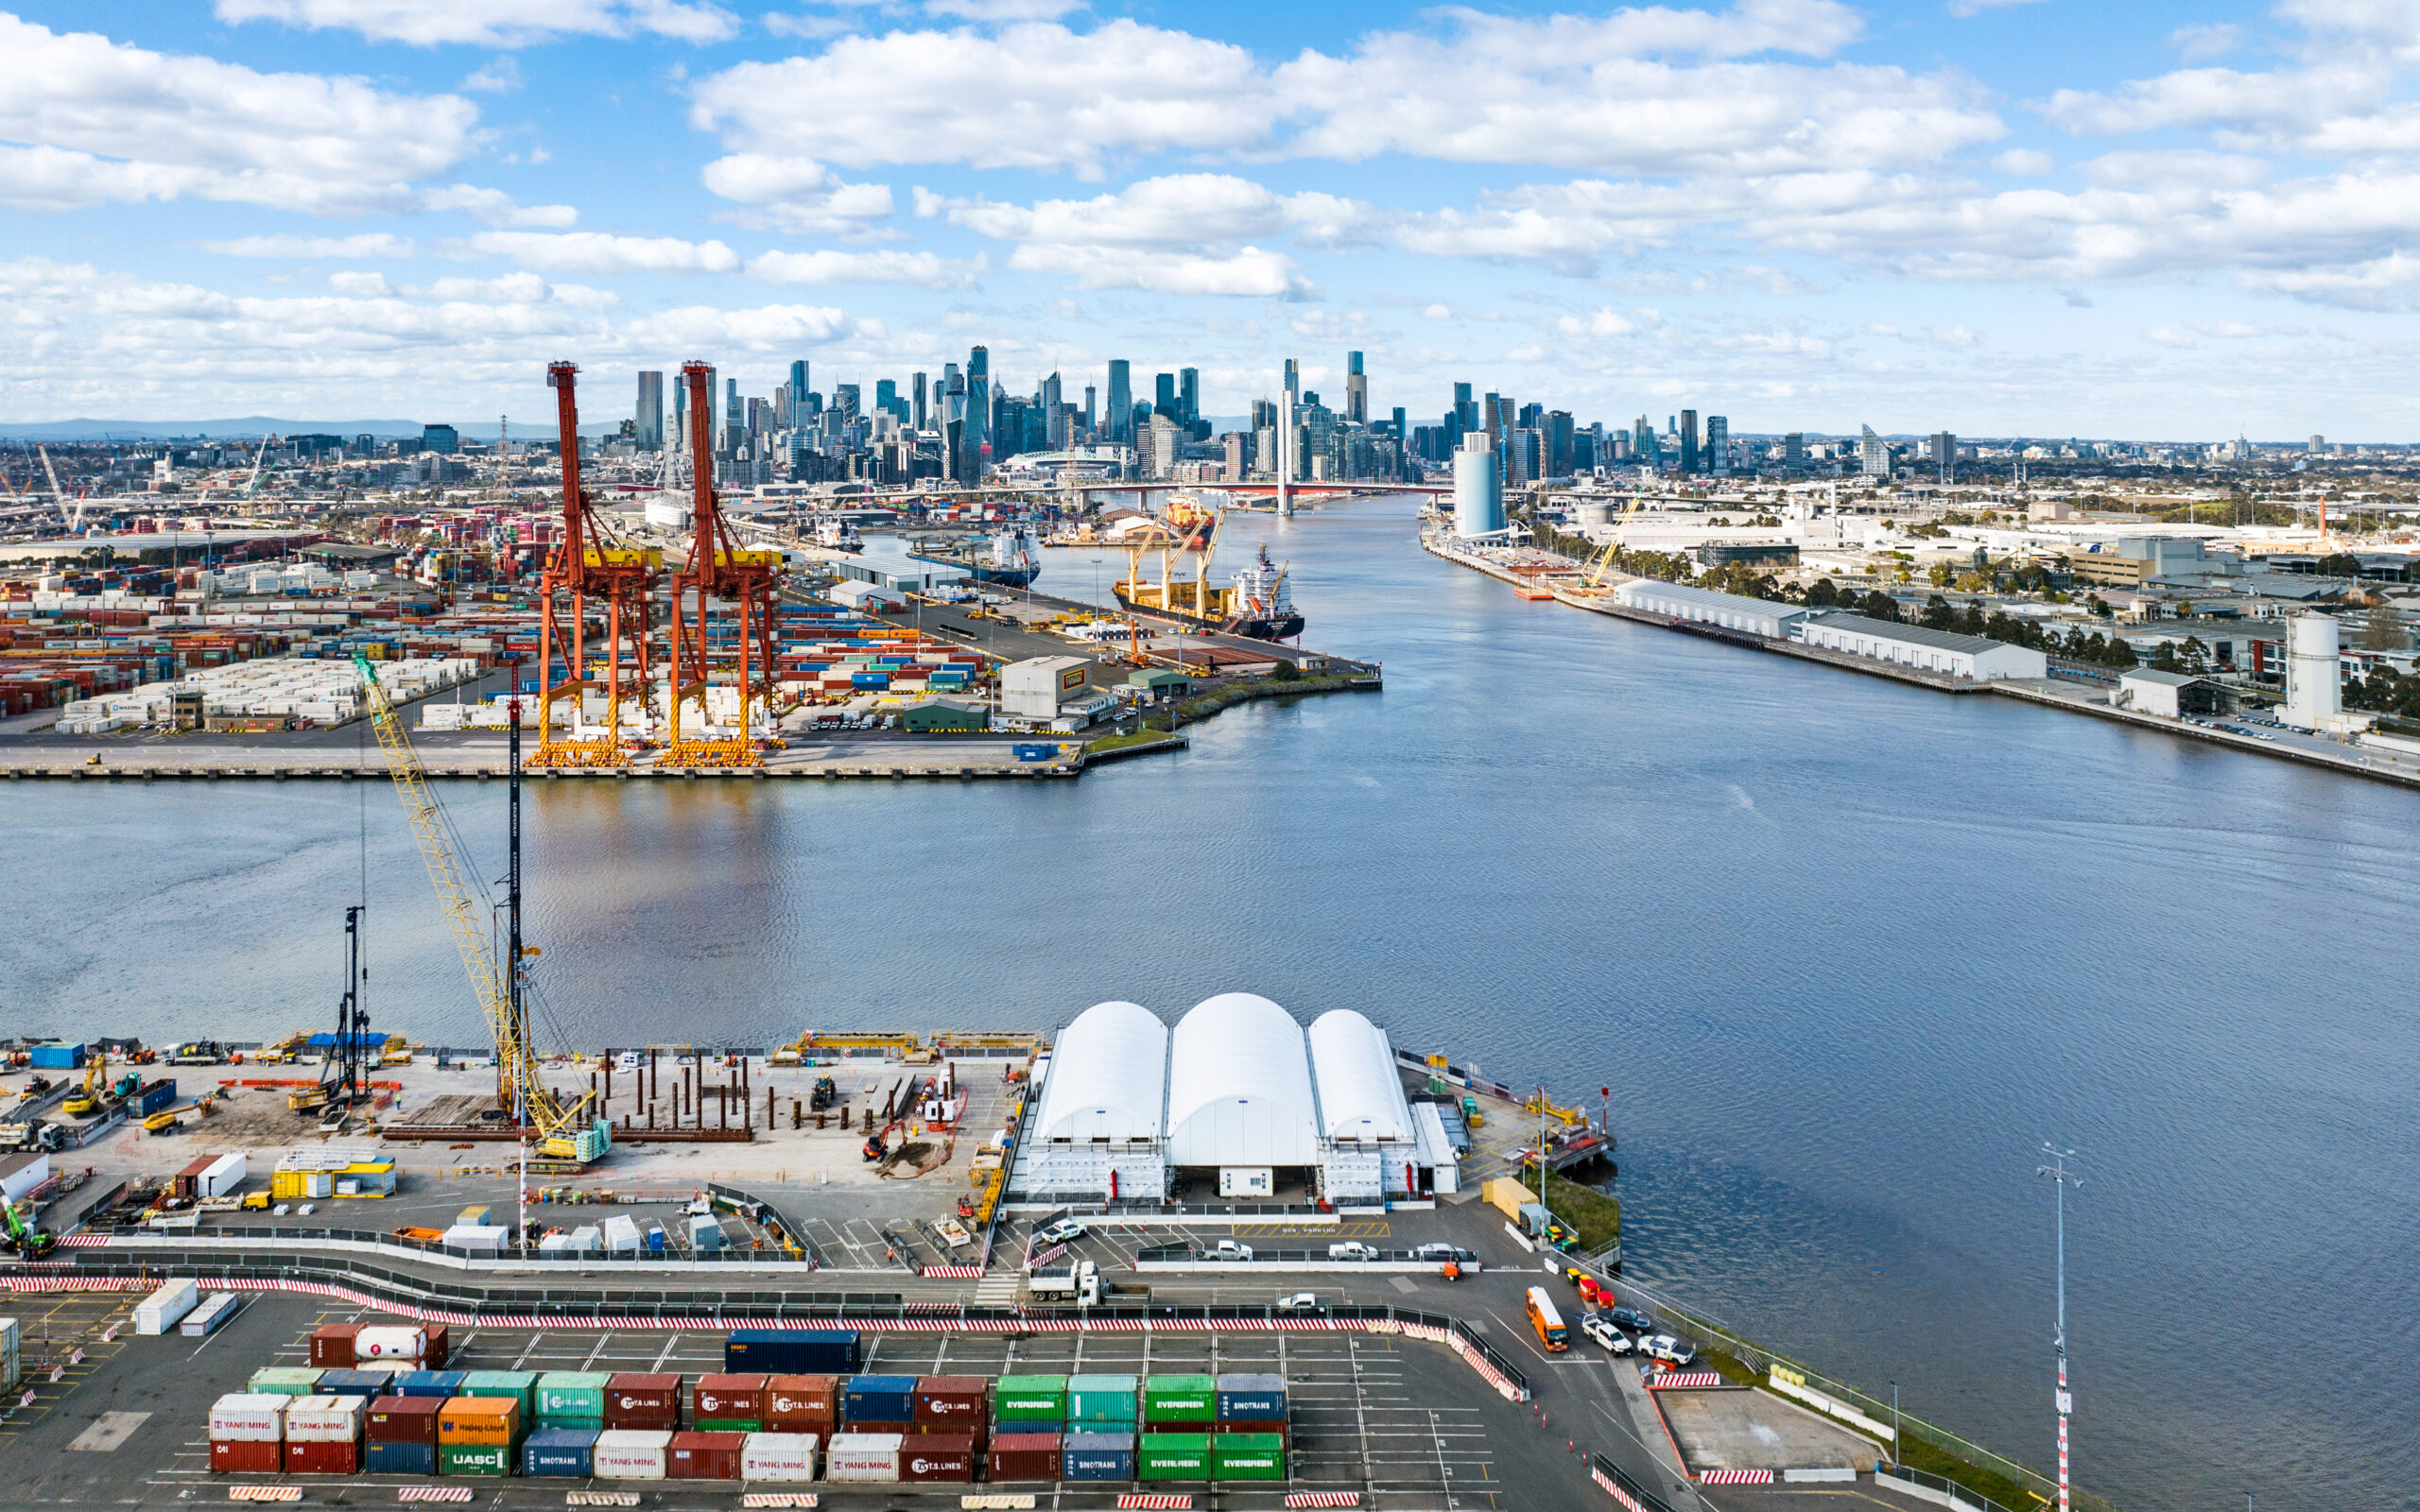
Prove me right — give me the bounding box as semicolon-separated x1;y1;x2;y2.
78;1222;820;1266
1878;1463;2025;1512
1591;1452;1675;1512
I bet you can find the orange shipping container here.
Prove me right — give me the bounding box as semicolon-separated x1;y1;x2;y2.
437;1397;522;1445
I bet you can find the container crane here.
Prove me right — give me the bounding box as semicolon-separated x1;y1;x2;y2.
36;444;85;535
532;362;662;766
354;651;603;1160
665;359;782;766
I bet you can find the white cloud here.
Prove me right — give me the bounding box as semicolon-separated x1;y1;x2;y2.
2169;22;2239;60
465;231;741;274
748;249;983;288
1008;244;1313;298
417;184;579;227
1945;0;2047;14
1557;307;1638;337
1993;148;2054;175
461;58;524;94
328;270;390;296
201;233;416;259
2144;326;2196;347
1422;302;1451;318
950;175;1362;249
214;0;739;47
1926;324;1980;347
925;0;1086;17
0;16;477;215
698;153;897;237
624;301;863;351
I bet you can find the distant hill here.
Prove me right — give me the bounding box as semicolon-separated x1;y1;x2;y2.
0;418;621;442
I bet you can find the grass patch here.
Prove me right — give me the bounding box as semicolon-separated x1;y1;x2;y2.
1084;730;1180;756
1702;1349;1759;1387
1542;1173;1620;1251
1893;1430;2062;1511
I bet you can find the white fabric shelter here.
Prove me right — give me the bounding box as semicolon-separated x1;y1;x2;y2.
1030;1000;1167;1143
1308;1009;1416;1143
1166;993;1322;1167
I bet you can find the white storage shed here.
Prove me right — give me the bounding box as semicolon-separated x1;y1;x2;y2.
1021;1000;1169;1200
1166;993;1322;1173
1309;1009;1420;1199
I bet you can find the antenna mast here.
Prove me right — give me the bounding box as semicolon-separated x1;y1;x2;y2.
2037;1144;2082;1512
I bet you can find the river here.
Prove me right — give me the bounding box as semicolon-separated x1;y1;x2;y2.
7;495;2414;1512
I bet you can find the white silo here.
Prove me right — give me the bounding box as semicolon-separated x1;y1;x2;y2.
1453;433;1506;539
2281;612;2342;730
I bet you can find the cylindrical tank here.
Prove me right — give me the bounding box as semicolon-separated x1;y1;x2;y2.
1577;501;1615;528
2284;611;2341;728
1453;436;1505;539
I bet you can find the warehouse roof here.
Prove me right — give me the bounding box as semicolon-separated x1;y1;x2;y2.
1805;612;2013;656
1308;1009;1415;1143
1033;1001;1167;1143
1614;579;1809;621
1166;993;1321;1167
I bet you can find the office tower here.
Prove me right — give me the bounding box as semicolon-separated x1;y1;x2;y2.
1279;358;1299;517
959;345;990;484
1176;368;1199;428
788;360;808;412
721;377;742;456
1044;371;1065;449
1345;351;1367;424
875;379;897;421
1106;360;1132;444
635;371;664;451
1454;383;1478;435
1453;431;1505;538
1547;410;1574;476
1932;430;1957;483
1631;416;1651;464
1083;385;1097;437
1859;424;1890;477
1155;372;1178;421
1705;415;1728;475
1785;433;1806;469
913;372;927;431
1482;393;1502;442
1678;410;1699;473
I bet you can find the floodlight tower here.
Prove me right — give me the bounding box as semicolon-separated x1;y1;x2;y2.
2037;1144;2082;1512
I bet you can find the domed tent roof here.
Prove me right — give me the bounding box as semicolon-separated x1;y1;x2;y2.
1166;992;1320;1166
1033;1000;1167;1143
1308;1008;1414;1143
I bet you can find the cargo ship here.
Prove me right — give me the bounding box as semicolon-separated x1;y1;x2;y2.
967;526;1041;589
812;516;863;553
1114;499;1304;643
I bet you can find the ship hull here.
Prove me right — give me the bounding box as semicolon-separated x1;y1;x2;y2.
1114;592;1304;644
969;564;1039;587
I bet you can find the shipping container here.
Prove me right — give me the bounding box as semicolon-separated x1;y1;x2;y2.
316;1367;393;1398
765;1374;839;1430
364;1439;437;1476
841;1375;917;1424
1216;1418;1290;1443
285;1439;359;1475
740;1432;820;1483
26;1043;84;1070
1140;1432;1212;1480
394;1369;465;1399
1063;1430;1136;1481
534;1370;611;1422
899;1433;977;1482
913;1375;990;1429
605;1372;682;1428
179;1293;239;1338
693;1372;769;1429
986;1431;1064;1482
208;1393;286;1443
308;1324;360;1368
438;1441;513;1476
1214;1372;1288;1421
994;1374;1069;1422
437;1397;522;1446
0;1317;17;1395
668;1429;745;1480
458;1369;537;1415
133;1279;199;1335
247;1366;324;1398
724;1328;860;1375
1142;1374;1217;1424
368;1397;442;1444
210;1439;283;1474
284;1395;369;1443
354;1325;425;1364
523;1427;599;1477
1212;1432;1288;1481
594;1428;673;1480
824;1432;903;1483
199;1151;247;1197
1068;1374;1140;1424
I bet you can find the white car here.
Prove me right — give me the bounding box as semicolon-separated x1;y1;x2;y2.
1580;1314;1632;1354
1206;1240;1255;1262
1638;1334;1697;1366
1276;1292;1323;1312
1327;1241;1379;1261
1034;1218;1088;1246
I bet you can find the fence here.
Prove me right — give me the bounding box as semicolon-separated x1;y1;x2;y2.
1878;1464;2025;1512
1590;1452;1674;1512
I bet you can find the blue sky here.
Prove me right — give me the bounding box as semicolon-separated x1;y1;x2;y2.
9;0;2420;438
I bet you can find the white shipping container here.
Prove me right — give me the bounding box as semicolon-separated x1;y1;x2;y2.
209;1393;288;1443
600;1214;641;1253
133;1279;199;1335
199;1152;248;1198
1;1317;20;1394
595;1429;672;1479
353;1325;426;1361
740;1432;820;1482
180;1293;239;1336
441;1224;510;1250
824;1432;903;1483
284;1395;369;1442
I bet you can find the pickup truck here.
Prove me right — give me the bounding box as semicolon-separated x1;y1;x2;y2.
1327;1241;1379;1261
1205;1240;1255;1263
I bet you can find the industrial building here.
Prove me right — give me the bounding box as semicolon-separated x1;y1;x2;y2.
2118;668;2229;718
1795;612;2048;680
1010;995;1455;1206
1001;656;1115;730
1614;580;1812;640
1452;434;1506;539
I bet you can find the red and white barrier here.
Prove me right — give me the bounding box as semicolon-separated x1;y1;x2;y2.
738;1496;819;1509
1284;1494;1363;1507
1700;1469;1774;1485
1648;1372;1723;1389
227;1489;303;1503
396;1489;474;1503
1115;1498;1193;1510
922;1264;983;1279
1592;1462;1651;1512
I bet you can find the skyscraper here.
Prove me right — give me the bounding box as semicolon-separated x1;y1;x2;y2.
1155;372;1178;421
1178;368;1199;429
1279;357;1300;517
1859;424;1890;477
1705;415;1728;476
1932;431;1957;483
725;378;743;457
635;370;664;451
959;345;990;484
788;360;808;413
1083;385;1097;437
1679;410;1699;474
1043;371;1065;449
1106;360;1132;445
1345;351;1367;424
913;372;927;431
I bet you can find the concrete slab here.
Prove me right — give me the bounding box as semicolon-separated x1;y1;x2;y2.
1654;1384;1880;1474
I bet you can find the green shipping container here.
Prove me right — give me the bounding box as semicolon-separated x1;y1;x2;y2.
439;1442;514;1477
533;1371;611;1421
248;1366;324;1397
1212;1433;1288;1481
458;1371;538;1415
1139;1432;1211;1480
1068;1374;1140;1424
1143;1375;1218;1424
537;1415;603;1435
694;1418;762;1434
996;1375;1070;1422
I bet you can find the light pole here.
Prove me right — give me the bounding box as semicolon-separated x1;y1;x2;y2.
2037;1145;2082;1512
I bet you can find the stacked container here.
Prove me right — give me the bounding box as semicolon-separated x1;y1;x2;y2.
1212;1432;1288;1481
766;1374;839;1436
1068;1375;1139;1431
284;1394;368;1474
994;1375;1067;1434
0;1318;19;1396
605;1373;682;1432
724;1328;861;1374
247;1366;323;1398
1063;1430;1137;1481
841;1375;918;1434
740;1433;820;1483
825;1432;905;1484
668;1430;746;1480
595;1429;673;1480
988;1431;1064;1482
1140;1431;1212;1482
355;1322;450;1367
308;1324;361;1368
436;1396;522;1476
458;1369;537;1418
900;1434;977;1483
395;1368;465;1399
316;1367;394;1400
534;1370;611;1432
1144;1375;1217;1429
693;1373;769;1431
523;1427;600;1477
914;1376;990;1436
1216;1372;1289;1445
365;1396;442;1475
207;1393;285;1474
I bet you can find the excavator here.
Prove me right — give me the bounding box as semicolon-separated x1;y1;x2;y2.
2;1200;56;1260
60;1050;109;1118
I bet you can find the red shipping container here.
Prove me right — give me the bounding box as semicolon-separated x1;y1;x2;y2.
607;1373;683;1428
848;1420;915;1435
211;1439;283;1474
308;1324;361;1369
667;1431;744;1480
693;1374;769;1421
899;1434;977;1483
987;1433;1064;1482
1218;1418;1290;1443
285;1440;361;1475
913;1376;991;1429
765;1375;838;1430
424;1324;451;1368
368;1398;443;1444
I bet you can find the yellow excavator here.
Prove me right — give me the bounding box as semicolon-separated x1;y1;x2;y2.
60;1050;108;1118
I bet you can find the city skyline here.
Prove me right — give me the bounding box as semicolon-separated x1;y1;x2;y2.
9;1;2420;433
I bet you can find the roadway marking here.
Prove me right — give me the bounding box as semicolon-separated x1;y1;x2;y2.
68;1411;150;1452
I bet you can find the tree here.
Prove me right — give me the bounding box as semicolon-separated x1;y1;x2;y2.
1270;659;1301;681
1806;577;1840;608
2317;552;2362;578
2150;641;2181;672
1921;593;1957;630
1859;591;1902;622
2361;606;2410;652
2086;593;2113;619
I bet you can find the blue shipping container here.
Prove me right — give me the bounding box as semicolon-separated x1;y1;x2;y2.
365;1440;437;1476
27;1043;84;1070
396;1370;465;1399
133;1080;178;1115
1064;1431;1137;1481
1011;744;1055;762
842;1375;919;1423
851;672;890;689
318;1368;395;1397
1215;1374;1288;1421
724;1328;860;1374
523;1427;599;1476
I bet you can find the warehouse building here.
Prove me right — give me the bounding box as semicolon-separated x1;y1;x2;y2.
1308;1009;1421;1201
1794;612;2048;680
1019;999;1169;1201
1614;579;1812;640
1167;993;1322;1195
2118;668;2229;718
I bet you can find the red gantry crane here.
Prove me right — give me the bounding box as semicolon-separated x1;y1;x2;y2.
531;362;663;767
665;359;783;767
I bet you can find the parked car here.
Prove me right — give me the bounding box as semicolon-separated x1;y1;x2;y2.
1603;1307;1658;1334
1327;1241;1379;1261
1276;1292;1324;1312
1639;1334;1697;1366
1034;1217;1088;1246
1413;1243;1478;1262
1206;1240;1255;1262
1580;1314;1633;1354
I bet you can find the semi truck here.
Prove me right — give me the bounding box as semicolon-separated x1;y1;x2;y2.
1028;1259;1101;1306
